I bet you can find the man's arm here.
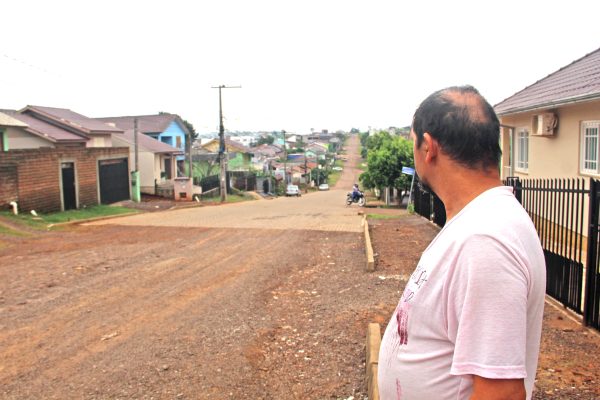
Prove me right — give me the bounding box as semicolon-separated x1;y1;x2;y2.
470;376;526;400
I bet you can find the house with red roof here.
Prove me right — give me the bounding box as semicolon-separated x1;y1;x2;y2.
112;129;182;195
494;47;600;180
0;107;130;212
97;113;191;176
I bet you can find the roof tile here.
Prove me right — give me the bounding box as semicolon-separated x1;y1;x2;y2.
494;47;600;115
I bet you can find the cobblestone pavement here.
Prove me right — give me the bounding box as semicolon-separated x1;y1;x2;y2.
89;138;365;233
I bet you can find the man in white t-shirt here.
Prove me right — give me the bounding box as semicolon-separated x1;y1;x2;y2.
378;86;546;400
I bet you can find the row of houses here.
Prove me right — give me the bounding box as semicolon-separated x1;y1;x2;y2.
0;106;192;213
0;103;343;212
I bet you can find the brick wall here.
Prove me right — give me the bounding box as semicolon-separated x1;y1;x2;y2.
0;165;18;206
0;147;129;213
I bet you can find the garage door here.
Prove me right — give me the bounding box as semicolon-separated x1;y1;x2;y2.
98;158;129;204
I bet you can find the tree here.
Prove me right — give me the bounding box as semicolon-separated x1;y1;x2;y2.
359;132;413;198
256;136;275;146
181;119;198;141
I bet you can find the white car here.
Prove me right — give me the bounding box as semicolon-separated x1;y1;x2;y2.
286;184;301;197
318;183;329;191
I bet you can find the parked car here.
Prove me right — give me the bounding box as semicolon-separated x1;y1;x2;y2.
332;166;343;171
318;183;329;191
286;184;301;197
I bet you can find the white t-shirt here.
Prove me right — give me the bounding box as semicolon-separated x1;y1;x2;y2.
378;186;546;400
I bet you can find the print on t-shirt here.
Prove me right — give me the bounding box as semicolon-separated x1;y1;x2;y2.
396;263;429;346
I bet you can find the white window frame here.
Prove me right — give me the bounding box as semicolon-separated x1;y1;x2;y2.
515;127;529;172
581;121;600;175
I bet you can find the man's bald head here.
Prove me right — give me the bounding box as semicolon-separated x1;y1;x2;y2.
412;85;501;170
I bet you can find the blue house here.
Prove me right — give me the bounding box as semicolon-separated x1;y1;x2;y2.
98;113;191;175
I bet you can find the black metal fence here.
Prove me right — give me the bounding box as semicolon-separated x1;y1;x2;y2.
505;177;600;331
412;175;600;331
507;178;588;313
228;171;257;191
413;178;446;227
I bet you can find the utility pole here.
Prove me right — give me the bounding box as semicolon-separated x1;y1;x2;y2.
134;117;139;171
131;117;141;203
304;148;308;193
212;85;241;202
282;130;287;185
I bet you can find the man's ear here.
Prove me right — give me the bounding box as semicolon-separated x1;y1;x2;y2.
423;132;438;162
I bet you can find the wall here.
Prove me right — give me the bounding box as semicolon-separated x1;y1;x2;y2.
139;151;156;194
86;134;113;148
6;126;54;149
158;121;186;160
0;165;18;206
0;147;128;213
500;100;600;179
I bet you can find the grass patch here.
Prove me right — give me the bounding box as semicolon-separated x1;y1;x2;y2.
367;213;405;220
0;205;138;229
328;170;342;187
201;193;255;204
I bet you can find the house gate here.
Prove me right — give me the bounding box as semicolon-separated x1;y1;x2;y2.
98;158;130;204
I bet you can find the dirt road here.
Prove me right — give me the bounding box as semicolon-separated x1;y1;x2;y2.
1;135;388;400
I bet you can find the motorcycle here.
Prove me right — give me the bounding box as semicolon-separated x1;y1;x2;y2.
346;190;366;207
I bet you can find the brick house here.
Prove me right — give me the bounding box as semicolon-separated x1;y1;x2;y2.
0;108;130;213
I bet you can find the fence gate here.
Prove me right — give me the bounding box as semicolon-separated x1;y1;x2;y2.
585;179;600;329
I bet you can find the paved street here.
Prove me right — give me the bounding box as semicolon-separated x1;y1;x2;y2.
89;189;363;232
89;136;365;233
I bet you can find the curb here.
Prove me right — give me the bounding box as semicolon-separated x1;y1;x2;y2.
50;210;142;227
363;215;375;271
366;322;381;400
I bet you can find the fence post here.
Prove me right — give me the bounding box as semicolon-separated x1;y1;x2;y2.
584;179;598;327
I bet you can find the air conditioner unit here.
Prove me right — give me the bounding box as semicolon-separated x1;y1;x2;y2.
532;113;558;137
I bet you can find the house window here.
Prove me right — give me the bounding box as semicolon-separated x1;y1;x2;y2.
515;128;529;171
581;121;600;174
176;136;182;149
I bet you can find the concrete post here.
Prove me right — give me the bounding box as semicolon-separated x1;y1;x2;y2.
131;170;141;203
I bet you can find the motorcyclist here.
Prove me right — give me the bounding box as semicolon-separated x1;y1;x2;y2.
352;183;360;201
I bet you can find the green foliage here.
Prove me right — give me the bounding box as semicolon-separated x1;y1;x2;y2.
367;213;405;220
359;131;414;192
256;136;275;145
192;161;219;180
181;119;198;141
0;206;137;230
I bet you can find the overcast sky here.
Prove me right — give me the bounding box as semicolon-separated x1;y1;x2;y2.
2;0;600;134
